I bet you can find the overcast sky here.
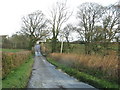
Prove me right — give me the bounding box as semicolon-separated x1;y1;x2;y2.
0;0;118;36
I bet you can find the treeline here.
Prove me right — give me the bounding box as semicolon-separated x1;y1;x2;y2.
1;34;30;49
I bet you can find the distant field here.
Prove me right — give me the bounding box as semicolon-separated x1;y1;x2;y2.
0;48;25;52
42;43;118;55
70;44;85;54
70;43;118;54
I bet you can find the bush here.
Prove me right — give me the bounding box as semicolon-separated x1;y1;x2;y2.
2;51;31;78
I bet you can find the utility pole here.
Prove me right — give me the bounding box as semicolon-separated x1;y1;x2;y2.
60;34;64;53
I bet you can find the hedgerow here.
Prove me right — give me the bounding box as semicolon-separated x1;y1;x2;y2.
2;51;31;78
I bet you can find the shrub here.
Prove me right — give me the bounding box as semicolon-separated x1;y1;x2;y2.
2;51;31;78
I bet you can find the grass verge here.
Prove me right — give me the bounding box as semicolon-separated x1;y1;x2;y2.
47;57;119;89
2;57;34;88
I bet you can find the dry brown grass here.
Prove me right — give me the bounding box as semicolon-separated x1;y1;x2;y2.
50;53;119;81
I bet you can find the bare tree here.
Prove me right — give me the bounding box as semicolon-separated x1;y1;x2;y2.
21;10;49;49
77;2;119;55
49;1;72;52
102;5;119;42
63;24;73;53
77;2;104;54
99;5;120;55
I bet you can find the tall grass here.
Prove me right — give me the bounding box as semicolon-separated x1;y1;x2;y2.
50;53;119;83
47;57;119;88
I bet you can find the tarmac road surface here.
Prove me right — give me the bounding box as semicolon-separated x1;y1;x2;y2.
27;56;97;89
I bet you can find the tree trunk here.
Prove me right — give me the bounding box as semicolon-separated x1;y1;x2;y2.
51;37;57;53
66;38;70;53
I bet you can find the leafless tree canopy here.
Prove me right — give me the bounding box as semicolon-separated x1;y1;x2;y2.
22;11;48;39
76;2;119;54
21;10;49;49
63;24;73;42
49;1;72;52
77;2;119;42
102;5;120;42
77;2;104;42
50;1;72;37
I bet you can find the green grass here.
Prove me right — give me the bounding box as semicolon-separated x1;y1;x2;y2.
43;42;118;55
110;43;118;51
69;43;118;54
47;57;119;89
0;48;25;52
2;57;34;88
70;44;85;54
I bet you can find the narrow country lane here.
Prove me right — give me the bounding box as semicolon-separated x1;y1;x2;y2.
27;56;96;89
